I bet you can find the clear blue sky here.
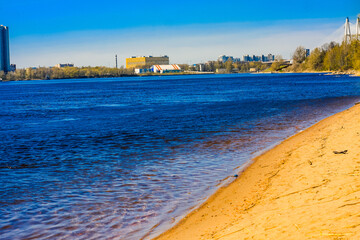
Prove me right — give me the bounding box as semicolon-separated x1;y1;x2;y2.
3;0;360;67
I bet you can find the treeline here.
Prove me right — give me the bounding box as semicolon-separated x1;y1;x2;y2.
290;39;360;72
179;60;271;73
0;66;135;81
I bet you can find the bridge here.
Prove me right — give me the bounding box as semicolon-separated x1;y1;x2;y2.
344;17;360;42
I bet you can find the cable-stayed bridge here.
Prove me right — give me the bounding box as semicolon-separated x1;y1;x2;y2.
344;17;360;42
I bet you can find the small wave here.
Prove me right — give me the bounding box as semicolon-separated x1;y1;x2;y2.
48;118;78;122
97;104;129;107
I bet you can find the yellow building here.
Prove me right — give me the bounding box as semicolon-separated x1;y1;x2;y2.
126;56;169;69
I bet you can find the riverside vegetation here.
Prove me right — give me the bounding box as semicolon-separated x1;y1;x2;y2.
287;39;360;73
187;39;360;73
0;66;135;81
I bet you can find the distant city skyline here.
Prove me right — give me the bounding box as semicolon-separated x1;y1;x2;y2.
4;0;360;68
218;54;276;63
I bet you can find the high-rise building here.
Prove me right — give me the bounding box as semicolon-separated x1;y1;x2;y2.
0;25;10;73
243;55;251;62
267;54;275;62
218;55;234;63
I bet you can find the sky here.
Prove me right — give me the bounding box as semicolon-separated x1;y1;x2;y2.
3;0;360;68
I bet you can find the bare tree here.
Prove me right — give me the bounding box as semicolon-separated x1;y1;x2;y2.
292;46;307;64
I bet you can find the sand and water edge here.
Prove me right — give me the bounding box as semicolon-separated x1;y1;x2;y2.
154;103;360;240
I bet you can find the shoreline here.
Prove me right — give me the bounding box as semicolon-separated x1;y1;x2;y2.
2;71;359;82
0;72;215;82
264;70;360;77
154;103;360;239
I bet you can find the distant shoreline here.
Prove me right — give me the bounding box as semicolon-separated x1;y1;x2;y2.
137;71;215;77
270;70;360;77
1;70;359;82
0;72;215;82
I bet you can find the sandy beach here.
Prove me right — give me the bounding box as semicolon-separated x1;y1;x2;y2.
155;103;360;240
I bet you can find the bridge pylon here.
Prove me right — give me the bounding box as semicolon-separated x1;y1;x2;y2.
344;17;352;43
356;17;360;40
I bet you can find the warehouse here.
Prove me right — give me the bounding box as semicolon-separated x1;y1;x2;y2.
151;64;181;73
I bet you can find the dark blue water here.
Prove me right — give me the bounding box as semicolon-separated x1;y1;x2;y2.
1;73;360;239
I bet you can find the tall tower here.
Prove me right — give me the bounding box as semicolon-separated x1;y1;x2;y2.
344;17;351;43
0;25;10;73
115;54;118;69
356;17;360;40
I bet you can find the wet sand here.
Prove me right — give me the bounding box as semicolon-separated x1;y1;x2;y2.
154;103;360;239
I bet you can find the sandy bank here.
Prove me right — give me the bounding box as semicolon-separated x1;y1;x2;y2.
154;103;360;240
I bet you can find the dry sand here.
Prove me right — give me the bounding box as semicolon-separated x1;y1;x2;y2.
154;103;360;240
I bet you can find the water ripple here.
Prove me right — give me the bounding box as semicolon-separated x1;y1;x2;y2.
0;74;360;239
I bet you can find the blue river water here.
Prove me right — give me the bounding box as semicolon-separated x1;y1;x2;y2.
1;73;360;239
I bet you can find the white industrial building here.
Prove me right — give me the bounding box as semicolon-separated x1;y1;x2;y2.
151;64;181;73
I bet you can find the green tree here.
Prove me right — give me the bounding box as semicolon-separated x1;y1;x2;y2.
323;45;341;70
214;61;223;71
305;48;325;71
225;59;233;73
239;62;249;72
350;40;360;70
270;59;284;71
